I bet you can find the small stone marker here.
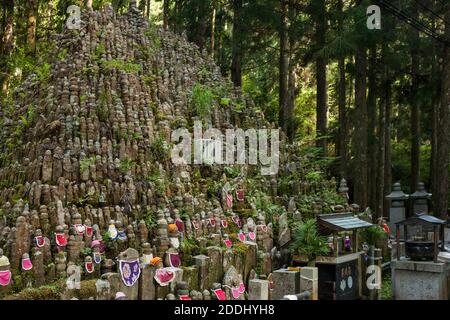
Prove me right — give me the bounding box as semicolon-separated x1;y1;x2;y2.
271;269;300;300
248;279;269;300
300;267;318;300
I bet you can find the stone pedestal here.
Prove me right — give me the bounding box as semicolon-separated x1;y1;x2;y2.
391;242;406;260
248;279;269;300
300;267;318;300
271;269;300;300
138;265;156;300
193;255;210;290
391;260;450;300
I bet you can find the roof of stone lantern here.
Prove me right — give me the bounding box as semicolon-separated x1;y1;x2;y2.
385;182;409;200
409;182;432;199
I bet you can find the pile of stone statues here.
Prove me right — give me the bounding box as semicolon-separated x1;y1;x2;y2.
0;3;352;300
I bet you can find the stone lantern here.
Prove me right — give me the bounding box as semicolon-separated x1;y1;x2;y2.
338;178;349;204
385;182;409;234
409;182;432;216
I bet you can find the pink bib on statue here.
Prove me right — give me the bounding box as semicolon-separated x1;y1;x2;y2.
0;270;11;286
238;282;245;294
168;252;181;268
221;219;228;228
85;261;94;274
154;268;175;286
35;236;45;248
226;193;233;209
213;289;226;300
55;233;67;247
236;190;244;202
85;226;93;237
231;287;240;299
248;231;256;241
175;219;184;232
224;239;232;248
22;258;33;271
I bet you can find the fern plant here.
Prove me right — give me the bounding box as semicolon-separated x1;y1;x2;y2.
290;219;330;266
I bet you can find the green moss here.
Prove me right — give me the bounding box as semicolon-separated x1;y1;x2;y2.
232;242;248;255
100;59;141;74
79;157;95;173
65;280;97;300
2;280;64;300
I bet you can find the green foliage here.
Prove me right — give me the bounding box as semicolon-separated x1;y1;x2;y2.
224;166;240;179
149;136;170;161
93;43;105;61
100;59;141;74
381;270;392;300
144;208;157;230
360;225;387;246
119;157;135;174
57;48;68;61
35;63;51;83
290;219;330;265
79;157;96;173
18;105;35;128
181;235;200;262
189;83;214;118
81;247;92;256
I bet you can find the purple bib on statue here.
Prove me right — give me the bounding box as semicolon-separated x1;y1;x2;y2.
119;259;141;287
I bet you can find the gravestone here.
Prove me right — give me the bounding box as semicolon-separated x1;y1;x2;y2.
271;269;300;300
248;279;269;300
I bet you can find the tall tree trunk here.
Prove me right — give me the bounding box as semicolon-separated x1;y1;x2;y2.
231;0;243;87
384;75;392;219
138;0;145;13
354;45;368;209
85;0;93;8
377;44;389;219
27;0;38;56
163;0;169;30
367;45;377;211
0;0;14;95
337;0;347;179
315;0;328;154
193;1;208;50
217;8;224;73
47;0;54;40
410;1;420;193
210;1;216;58
278;0;289;133
285;0;298;140
435;3;450;220
431;61;439;212
147;0;151;18
430;0;439;212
